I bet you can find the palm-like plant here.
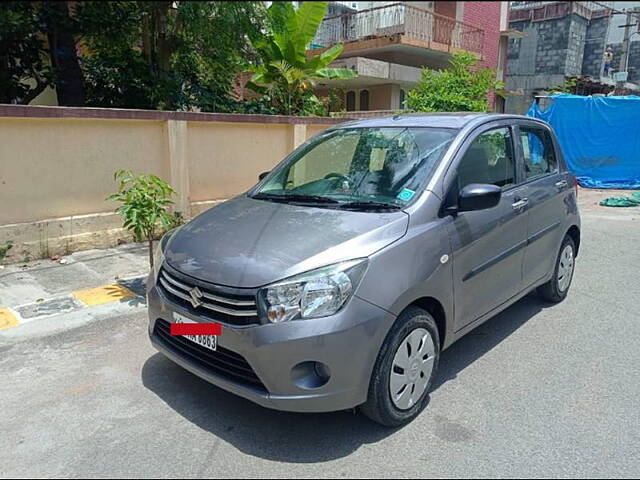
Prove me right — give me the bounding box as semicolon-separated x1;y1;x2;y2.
246;1;357;115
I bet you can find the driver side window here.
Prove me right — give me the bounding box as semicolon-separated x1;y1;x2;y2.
285;135;359;189
457;127;516;191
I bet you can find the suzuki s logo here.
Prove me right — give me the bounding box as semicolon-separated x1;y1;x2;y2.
189;287;204;308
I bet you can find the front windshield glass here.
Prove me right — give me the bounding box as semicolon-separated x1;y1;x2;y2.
253;127;457;207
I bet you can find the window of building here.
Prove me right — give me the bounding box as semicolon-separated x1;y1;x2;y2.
359;89;369;111
399;89;406;109
346;91;356;111
519;127;558;179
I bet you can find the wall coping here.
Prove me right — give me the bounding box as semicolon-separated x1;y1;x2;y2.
0;104;353;125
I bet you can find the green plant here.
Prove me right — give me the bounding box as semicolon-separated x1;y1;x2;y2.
406;51;504;113
0;240;13;261
327;87;346;113
550;77;577;94
107;169;176;268
246;1;357;115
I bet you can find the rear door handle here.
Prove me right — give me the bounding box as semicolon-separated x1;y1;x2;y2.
512;198;529;210
555;180;568;189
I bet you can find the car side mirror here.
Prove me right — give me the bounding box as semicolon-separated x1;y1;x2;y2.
457;183;502;212
258;171;270;181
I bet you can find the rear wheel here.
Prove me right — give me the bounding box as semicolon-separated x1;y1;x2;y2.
538;235;576;303
359;306;440;427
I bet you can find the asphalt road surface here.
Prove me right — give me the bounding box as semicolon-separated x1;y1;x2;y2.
1;200;639;478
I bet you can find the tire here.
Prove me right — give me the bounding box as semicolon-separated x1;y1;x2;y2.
359;306;440;428
537;234;576;303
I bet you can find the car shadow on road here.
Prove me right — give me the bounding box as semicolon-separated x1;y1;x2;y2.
141;353;394;463
141;292;550;463
432;292;548;391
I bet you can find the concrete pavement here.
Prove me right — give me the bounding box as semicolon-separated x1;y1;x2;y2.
0;242;149;339
0;193;638;478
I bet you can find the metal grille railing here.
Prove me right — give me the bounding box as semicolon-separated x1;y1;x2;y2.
313;3;484;54
509;1;614;21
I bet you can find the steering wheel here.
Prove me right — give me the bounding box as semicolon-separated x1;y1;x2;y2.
324;172;351;184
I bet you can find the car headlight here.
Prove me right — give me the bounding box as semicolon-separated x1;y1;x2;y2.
257;259;368;323
152;244;165;280
153;227;180;279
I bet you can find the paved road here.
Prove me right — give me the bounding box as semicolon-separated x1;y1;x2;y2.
1;201;639;478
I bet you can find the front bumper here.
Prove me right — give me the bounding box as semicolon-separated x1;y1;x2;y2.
146;274;395;413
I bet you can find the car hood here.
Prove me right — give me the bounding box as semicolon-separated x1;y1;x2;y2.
164;195;409;288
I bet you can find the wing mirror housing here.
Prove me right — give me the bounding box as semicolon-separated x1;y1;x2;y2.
454;183;502;213
258;171;270;181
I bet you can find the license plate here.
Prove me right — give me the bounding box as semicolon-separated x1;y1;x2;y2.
173;312;217;351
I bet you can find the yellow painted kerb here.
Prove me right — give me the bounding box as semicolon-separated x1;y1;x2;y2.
73;284;135;306
0;308;19;330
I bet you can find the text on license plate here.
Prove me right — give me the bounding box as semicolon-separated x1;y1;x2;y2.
173;312;217;351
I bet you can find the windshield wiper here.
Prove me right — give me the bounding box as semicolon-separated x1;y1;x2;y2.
252;193;339;204
338;201;403;211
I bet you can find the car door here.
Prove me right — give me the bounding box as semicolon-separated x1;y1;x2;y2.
515;121;569;288
444;124;530;332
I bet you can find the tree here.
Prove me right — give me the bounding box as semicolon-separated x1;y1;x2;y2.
0;2;53;104
41;1;85;106
76;1;267;111
107;170;177;268
406;51;504;113
246;1;357;116
0;2;85;106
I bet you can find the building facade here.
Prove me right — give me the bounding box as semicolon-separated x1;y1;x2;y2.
506;1;640;114
310;1;511;115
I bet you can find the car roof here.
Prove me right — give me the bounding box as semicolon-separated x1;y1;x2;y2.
333;112;542;130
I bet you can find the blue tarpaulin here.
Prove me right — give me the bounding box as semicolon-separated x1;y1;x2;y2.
527;94;640;189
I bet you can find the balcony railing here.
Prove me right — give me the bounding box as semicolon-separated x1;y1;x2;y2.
312;3;484;55
509;1;614;21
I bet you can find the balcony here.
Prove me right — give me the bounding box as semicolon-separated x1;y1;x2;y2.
311;2;485;63
509;1;614;22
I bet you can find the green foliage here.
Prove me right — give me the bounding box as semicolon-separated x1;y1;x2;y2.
327;87;346;113
246;1;357;115
107;170;176;267
550;77;577;94
0;2;54;104
0;241;14;261
76;1;268;112
0;1;267;111
406;52;504;113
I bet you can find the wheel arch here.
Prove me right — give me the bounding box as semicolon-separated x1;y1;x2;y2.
407;296;448;350
566;224;581;256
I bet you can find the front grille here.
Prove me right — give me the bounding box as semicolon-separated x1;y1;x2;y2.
157;266;260;327
154;318;266;391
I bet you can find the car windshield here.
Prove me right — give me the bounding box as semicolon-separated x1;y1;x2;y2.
252;127;457;208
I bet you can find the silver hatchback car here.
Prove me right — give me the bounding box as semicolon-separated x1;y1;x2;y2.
147;113;580;427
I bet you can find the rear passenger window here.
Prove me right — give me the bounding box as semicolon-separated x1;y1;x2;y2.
457;127;516;191
520;127;558;179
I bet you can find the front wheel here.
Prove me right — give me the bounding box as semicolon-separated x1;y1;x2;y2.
359;306;440;427
538;235;576;303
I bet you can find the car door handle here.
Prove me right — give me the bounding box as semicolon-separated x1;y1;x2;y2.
555;180;568;189
512;198;529;210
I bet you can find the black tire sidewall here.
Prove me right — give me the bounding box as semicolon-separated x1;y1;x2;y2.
361;307;440;427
